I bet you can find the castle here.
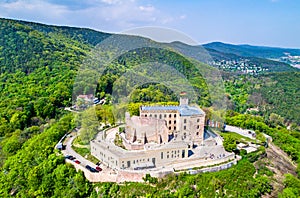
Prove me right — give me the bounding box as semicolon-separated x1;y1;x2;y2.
91;97;234;172
124;97;205;150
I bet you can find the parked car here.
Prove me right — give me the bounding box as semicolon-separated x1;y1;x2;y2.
91;168;99;173
65;155;75;160
85;165;99;173
95;166;102;171
70;156;76;160
74;160;81;164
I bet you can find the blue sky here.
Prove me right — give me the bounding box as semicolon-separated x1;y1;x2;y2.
0;0;299;48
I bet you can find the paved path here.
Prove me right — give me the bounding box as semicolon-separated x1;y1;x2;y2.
64;107;79;113
62;135;96;168
62;133;121;182
225;125;256;139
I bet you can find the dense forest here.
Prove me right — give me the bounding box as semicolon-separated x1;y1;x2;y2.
224;72;300;126
0;18;300;197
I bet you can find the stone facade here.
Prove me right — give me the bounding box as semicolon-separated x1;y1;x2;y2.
125;112;169;146
139;97;205;145
91;139;189;170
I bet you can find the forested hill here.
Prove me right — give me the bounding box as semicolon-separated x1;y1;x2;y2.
0;18;105;197
0;18;300;198
0;18;96;136
15;19;112;46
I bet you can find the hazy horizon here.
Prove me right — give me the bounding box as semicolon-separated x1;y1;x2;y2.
1;0;299;48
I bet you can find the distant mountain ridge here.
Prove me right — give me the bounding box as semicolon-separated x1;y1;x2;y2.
169;41;298;73
0;18;298;73
203;41;300;59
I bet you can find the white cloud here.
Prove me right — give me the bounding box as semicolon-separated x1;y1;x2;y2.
0;0;70;23
0;0;177;32
179;15;186;20
139;5;155;12
100;0;122;5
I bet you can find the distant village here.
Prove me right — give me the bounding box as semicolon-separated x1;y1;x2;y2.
208;59;268;74
278;53;300;68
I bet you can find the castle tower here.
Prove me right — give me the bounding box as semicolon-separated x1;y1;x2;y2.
179;91;189;106
179;97;189;106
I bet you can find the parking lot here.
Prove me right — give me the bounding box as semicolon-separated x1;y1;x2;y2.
61;133;122;182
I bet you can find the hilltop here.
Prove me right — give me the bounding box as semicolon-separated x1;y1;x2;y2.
0;18;299;197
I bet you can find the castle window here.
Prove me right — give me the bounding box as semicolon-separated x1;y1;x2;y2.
174;114;176;118
184;119;187;123
169;120;171;124
197;125;199;129
197;119;200;122
150;114;152;117
169;127;171;130
154;114;157;118
174;120;176;124
164;114;167;118
169;114;171;118
159;114;162;119
182;150;185;158
161;152;163;159
145;114;147;117
196;132;199;135
174;126;176;130
184;126;186;130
